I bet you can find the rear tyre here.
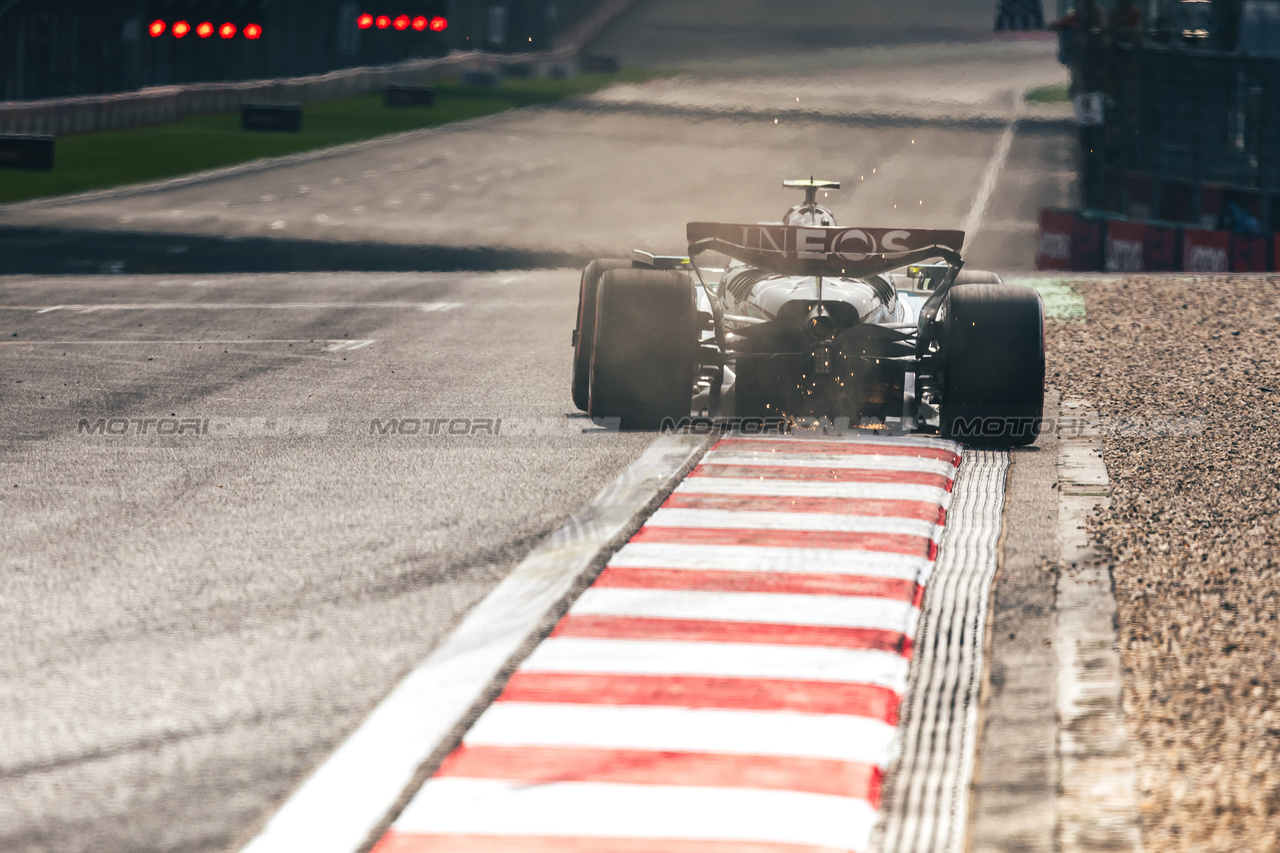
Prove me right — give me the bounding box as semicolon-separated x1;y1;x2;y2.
571;258;630;411
940;283;1044;447
953;269;1003;285
589;269;697;430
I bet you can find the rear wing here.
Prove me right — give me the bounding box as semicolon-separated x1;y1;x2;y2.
686;222;965;277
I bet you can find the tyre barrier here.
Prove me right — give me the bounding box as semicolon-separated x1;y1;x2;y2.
240;104;302;133
0;134;54;170
384;85;435;108
1037;207;1280;273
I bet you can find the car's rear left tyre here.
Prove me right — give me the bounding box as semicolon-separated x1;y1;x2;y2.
588;269;697;430
940;283;1044;447
572;258;631;412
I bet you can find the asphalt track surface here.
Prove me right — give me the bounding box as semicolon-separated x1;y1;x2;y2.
0;2;1072;852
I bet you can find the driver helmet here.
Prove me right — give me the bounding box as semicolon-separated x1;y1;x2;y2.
783;204;837;227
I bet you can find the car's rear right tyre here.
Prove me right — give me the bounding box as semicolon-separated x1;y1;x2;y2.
572;258;631;412
588;269;697;430
940;283;1044;446
953;269;1004;285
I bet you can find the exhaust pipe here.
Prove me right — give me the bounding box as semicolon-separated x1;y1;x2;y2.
805;304;837;341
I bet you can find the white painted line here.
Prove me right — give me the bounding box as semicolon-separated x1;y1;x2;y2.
238;433;709;853
571;588;920;635
323;340;377;352
961;94;1021;242
703;451;957;476
676;477;952;502
521;637;911;688
393;778;876;850
0;339;375;347
464;703;896;765
647;507;938;538
3;301;462;312
608;542;929;580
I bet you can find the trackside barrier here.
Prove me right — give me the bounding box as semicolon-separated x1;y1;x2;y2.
1180;228;1230;273
1145;222;1178;272
1105;219;1145;272
1036;207;1278;272
0;0;637;138
1072;213;1105;272
1232;234;1270;272
0;53;471;136
0;54;543;137
1035;208;1073;270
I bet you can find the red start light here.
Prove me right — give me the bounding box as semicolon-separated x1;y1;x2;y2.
219;22;236;38
243;22;262;39
411;15;427;31
149;19;166;37
196;21;214;38
429;16;447;32
375;15;390;28
393;14;410;30
357;13;374;29
172;20;191;38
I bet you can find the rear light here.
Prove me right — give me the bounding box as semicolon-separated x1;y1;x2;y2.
219;23;236;38
172;20;191;37
243;23;262;39
411;15;427;31
812;344;834;376
149;19;166;37
393;14;410;30
375;15;391;28
196;21;214;38
357;13;374;29
429;16;447;31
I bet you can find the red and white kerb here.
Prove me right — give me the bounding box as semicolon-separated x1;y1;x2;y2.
373;435;962;853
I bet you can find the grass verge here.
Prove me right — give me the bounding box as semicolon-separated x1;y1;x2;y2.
1025;82;1070;104
1008;277;1087;322
0;72;651;204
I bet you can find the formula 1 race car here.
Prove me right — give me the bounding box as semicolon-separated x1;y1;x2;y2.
571;179;1045;445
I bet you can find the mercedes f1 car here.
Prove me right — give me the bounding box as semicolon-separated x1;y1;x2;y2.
571;179;1045;445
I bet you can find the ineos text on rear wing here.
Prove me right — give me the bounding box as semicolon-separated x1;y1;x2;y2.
686;222;965;277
